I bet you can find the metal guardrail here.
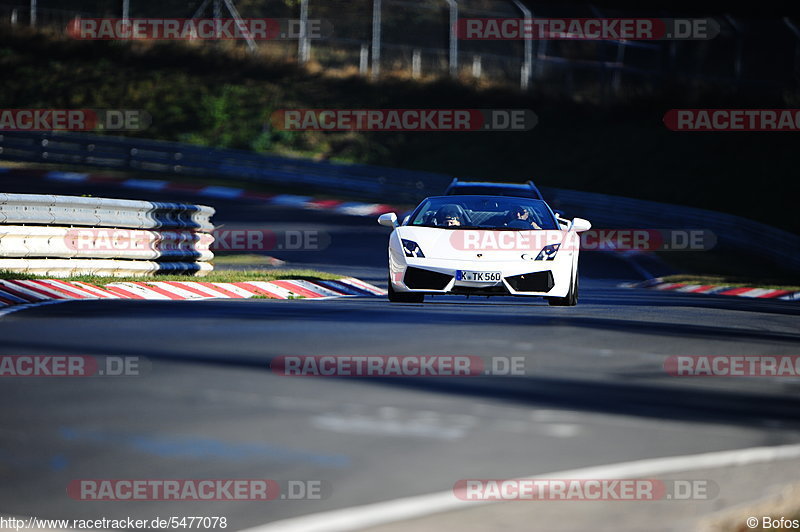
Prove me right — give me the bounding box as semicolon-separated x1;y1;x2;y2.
0;258;213;277
1;131;797;273
0;131;452;203
0;191;216;277
541;186;800;272
0;226;214;261
0;192;214;231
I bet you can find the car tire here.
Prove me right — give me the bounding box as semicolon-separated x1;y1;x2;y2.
548;272;578;307
388;278;425;303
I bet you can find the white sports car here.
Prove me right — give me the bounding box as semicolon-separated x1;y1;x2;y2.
378;195;591;306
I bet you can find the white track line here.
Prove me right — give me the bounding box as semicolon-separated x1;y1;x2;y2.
242;443;800;532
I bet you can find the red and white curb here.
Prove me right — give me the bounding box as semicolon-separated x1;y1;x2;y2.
621;278;800;301
0;277;386;313
1;168;405;218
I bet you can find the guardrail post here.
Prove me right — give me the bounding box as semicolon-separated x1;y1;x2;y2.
29;0;36;27
11;8;18;25
412;49;422;78
472;54;481;78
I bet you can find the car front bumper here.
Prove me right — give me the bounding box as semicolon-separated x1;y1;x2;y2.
389;253;573;297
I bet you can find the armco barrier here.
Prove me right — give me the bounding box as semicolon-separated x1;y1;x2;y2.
0;131;451;203
0;193;214;231
1;131;797;272
0;192;215;277
0;258;213;277
541;186;800;272
0;226;214;261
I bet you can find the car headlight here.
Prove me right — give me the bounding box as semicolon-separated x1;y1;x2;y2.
535;243;560;261
401;239;425;258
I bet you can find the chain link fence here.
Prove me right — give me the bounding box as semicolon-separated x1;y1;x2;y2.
1;0;798;95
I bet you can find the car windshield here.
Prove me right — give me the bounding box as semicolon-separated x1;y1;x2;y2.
408;196;558;230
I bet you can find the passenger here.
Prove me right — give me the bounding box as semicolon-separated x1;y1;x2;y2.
506;206;541;229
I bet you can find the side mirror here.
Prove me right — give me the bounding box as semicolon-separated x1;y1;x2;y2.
571;218;592;232
378;212;398;228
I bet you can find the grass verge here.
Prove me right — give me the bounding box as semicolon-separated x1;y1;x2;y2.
0;269;343;286
211;254;285;266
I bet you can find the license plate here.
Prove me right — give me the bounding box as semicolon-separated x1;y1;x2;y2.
456;270;502;282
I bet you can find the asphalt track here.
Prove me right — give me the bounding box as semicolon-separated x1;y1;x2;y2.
1;173;799;530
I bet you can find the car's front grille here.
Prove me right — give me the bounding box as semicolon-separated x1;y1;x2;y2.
505;271;555;292
451;285;510;296
404;267;452;290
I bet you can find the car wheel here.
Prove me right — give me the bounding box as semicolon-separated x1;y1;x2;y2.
548;272;578;307
388;278;425;303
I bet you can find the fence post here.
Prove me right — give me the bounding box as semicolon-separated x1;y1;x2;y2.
11;8;17;24
445;0;458;78
412;49;422;78
371;0;381;80
360;43;369;75
298;0;310;64
121;0;130;42
222;0;257;53
511;0;532;90
213;0;221;39
472;54;481;78
30;0;36;27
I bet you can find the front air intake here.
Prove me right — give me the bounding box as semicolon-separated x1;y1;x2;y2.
505;271;555;292
404;267;452;290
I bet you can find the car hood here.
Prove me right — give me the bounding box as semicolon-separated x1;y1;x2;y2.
395;226;569;261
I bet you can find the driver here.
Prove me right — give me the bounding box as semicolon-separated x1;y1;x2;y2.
435;205;463;227
506;206;541;229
